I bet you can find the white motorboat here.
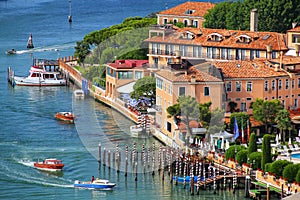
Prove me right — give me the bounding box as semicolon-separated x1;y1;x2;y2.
73;89;85;98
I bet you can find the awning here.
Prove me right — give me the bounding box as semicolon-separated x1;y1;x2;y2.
285;49;300;56
117;82;135;94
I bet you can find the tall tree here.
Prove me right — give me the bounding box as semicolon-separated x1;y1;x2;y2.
252;99;283;133
275;109;291;143
203;2;230;29
248;133;257;156
167;96;200;137
261;134;272;171
130;76;156;100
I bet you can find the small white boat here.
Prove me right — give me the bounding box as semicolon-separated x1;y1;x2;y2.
11;60;66;86
6;49;16;55
73;89;84;98
74;178;116;190
130;125;149;138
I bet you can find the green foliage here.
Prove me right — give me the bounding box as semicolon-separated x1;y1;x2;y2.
130;76;156;100
207;107;225;134
236;149;248;166
199;102;212;128
228;101;237;113
225;145;245;160
204;0;300;33
75;16;156;64
249;152;262;170
261;134;272;170
248;133;257;155
81;65;106;87
252;99;283;132
229;112;249;131
269;160;292;178
264;163;272;173
275;109;291;143
296;169;300;183
283;164;300;182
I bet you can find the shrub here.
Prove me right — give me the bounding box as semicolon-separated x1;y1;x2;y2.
249;152;262;170
264;163;272;172
269;160;292;178
261;134;272;170
236;149;248;166
296;169;300;183
225;145;245;160
283;164;300;182
248;133;257;155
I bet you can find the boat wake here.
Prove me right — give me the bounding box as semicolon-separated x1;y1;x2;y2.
15;43;75;54
18;160;35;168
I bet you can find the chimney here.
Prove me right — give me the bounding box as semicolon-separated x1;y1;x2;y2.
266;45;272;59
250;9;258;32
295;44;299;57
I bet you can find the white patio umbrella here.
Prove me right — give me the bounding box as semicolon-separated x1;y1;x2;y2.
298;129;300;137
275;134;279;145
225;140;230;150
278;133;281;141
289;137;292;145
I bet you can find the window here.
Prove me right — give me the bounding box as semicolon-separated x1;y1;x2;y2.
272;52;276;59
184;19;188;27
286;79;289;89
236;82;241;92
250;50;255;60
246;82;252;92
154;58;158;68
298;78;300;88
135;71;142;80
166;44;174;55
193;46;202;57
163;18;167;24
207;47;212;58
246;97;252;101
295;99;298;108
167;122;172;132
264;81;268;91
173;19;178;24
204;86;210;96
279;79;282;90
118;71;133;79
241;102;246;112
193;20;198;28
226;82;232;92
272;80;275;90
168;85;172;95
256;50;260;58
292;79;295;88
227;49;231;60
221;48;226;59
156;78;162;89
179;87;186;96
292;34;300;43
179;45;188;57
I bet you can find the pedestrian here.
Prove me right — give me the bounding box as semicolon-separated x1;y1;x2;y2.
91;176;95;183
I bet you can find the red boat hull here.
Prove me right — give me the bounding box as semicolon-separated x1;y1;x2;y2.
55;112;75;123
34;159;64;171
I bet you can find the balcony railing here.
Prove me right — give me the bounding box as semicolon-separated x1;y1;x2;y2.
148;49;253;61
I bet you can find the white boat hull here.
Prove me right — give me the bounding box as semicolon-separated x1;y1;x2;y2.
13;76;66;86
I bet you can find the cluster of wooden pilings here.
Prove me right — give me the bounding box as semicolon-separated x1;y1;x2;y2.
97;142;248;196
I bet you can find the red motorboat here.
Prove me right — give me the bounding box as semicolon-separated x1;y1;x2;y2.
34;158;64;171
55;112;75;123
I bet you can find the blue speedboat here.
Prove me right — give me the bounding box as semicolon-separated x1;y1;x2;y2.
74;178;116;190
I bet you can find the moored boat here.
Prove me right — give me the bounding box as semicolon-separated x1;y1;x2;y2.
6;49;16;55
34;158;64;171
130;125;149;138
10;59;66;86
73;89;84;99
74;178;116;190
55;112;75;123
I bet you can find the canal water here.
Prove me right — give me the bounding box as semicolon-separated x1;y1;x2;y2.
0;0;278;199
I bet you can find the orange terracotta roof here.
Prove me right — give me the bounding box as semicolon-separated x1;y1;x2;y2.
270;55;300;65
158;2;215;17
287;25;300;32
156;66;222;82
214;60;288;79
146;27;288;51
108;59;148;69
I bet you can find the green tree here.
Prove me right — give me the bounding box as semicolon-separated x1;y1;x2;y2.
167;96;199;137
229;112;249;133
74;41;90;65
261;134;272;170
269;160;292;178
207;107;225;134
204;0;300;33
130;76;156;100
225;145;245;160
252;99;283;133
248;132;257;156
228;101;237;113
198;102;212;128
249;152;262;170
283;164;300;182
264;163;272;172
275;109;291;143
236;149;248;166
296;169;300;183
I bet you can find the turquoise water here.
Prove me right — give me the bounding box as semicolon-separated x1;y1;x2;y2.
0;0;279;199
